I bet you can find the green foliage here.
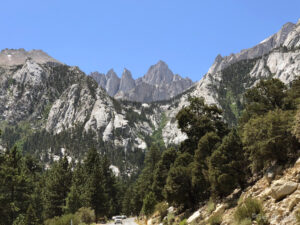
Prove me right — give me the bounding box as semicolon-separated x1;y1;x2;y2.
164;165;193;208
192;132;221;201
216;58;257;125
44;214;80;225
128;145;162;215
206;199;216;215
0;147;34;224
155;202;168;221
150;112;168;149
152;148;178;201
75;207;95;224
43;157;72;219
242;109;297;173
177;97;228;155
142;192;157;217
293;108;300;142
295;209;300;223
234;198;268;225
179;218;188;225
240;78;290;125
207;213;222;225
208;129;246;197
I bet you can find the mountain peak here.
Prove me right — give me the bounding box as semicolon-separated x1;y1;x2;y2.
0;48;61;66
119;68;135;92
143;60;174;85
208;21;296;74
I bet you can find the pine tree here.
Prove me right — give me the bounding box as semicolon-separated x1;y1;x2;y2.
66;162;86;213
142;192;156;218
24;204;39;225
43;156;72;219
192;132;221;201
208;129;246;197
82;148;107;220
152;147;177;201
0;147;32;224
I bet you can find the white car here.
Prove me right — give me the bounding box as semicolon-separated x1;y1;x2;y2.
114;216;123;224
115;219;122;224
121;215;127;219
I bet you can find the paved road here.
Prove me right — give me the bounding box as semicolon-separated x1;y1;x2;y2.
100;217;138;225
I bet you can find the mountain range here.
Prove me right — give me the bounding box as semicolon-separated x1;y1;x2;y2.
0;19;299;175
90;60;194;102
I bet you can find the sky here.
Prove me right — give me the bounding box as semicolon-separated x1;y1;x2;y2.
1;0;299;81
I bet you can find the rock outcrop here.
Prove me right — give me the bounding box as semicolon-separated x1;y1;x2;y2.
270;180;298;201
0;48;61;66
90;60;194;102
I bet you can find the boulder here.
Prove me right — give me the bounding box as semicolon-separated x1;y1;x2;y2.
295;157;300;168
187;210;200;224
270;180;298;200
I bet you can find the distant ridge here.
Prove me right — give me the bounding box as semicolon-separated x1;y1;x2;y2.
90;60;194;102
0;48;61;66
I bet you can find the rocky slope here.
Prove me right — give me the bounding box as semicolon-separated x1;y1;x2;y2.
0;19;299;175
90;60;194;102
144;157;300;225
159;19;300;146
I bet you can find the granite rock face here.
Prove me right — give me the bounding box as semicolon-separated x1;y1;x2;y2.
90;60;194;102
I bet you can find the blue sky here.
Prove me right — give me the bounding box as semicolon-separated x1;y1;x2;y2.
1;0;299;81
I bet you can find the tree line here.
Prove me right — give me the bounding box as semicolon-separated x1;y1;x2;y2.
123;77;300;217
1;77;300;224
0;146;123;225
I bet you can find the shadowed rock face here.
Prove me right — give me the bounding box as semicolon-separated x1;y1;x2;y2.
119;68;136;93
90;60;194;102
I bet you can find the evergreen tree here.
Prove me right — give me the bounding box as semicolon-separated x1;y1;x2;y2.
208;129;246;197
24;204;39;225
66;162;87;213
0;147;32;224
82;148;107;220
164;165;193;208
240;78;288;124
43;156;72;219
141;192;156;218
242;109;297;173
152;147;177;201
192;132;221;201
176;97;228;155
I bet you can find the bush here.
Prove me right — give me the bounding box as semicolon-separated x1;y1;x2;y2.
234;198;268;225
155;202;168;221
295;209;300;223
44;214;79;225
207;213;222;225
167;213;175;225
207;199;216;214
179;219;187;225
75;207;95;224
239;218;252;225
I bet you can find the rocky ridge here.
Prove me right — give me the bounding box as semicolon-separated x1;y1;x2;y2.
90;60;194;102
160;20;300;144
0;19;299;174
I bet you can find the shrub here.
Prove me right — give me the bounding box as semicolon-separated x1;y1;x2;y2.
75;207;95;224
239;218;252;225
155;202;169;221
44;214;79;225
207;199;216;214
234;198;268;225
295;209;300;223
179;219;187;225
167;213;175;225
207;212;222;225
